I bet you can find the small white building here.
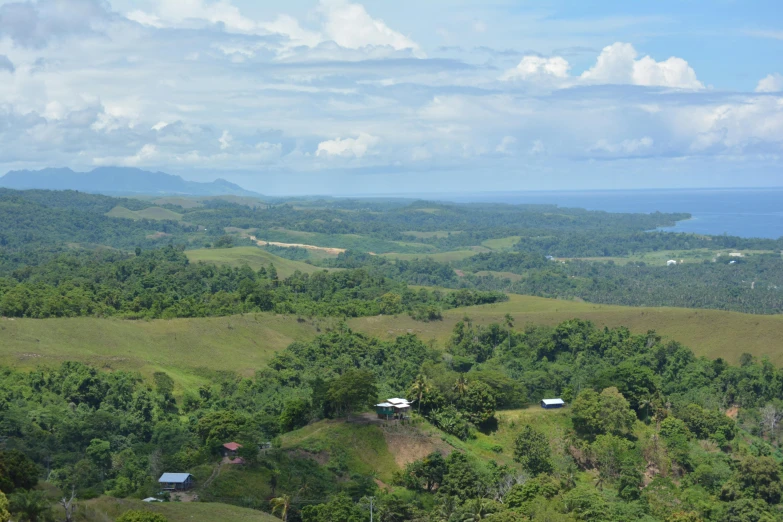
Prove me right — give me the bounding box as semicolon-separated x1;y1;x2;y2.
540;398;565;409
666;260;677;266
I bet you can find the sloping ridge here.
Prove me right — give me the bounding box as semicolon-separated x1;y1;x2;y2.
0;167;261;197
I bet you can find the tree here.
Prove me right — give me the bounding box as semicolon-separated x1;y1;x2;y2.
116;511;169;522
326;369;378;417
271;494;292;522
0;451;39;493
0;491;10;522
725;456;783;504
9;489;52;522
760;403;783;438
409;374;432;414
460;380;497;425
453;375;469;399
571;388;636;439
513;425;553;476
280;398;311;432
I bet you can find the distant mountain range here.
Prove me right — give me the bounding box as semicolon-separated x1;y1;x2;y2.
0;167;261;197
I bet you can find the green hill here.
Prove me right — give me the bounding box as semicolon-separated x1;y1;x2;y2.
1;294;782;394
79;497;278;522
0;314;325;392
185;246;332;278
349;294;783;365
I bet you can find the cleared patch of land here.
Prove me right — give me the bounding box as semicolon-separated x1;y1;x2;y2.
482;236;522;251
349;294;783;366
250;236;346;256
186;246;331;278
107;206;183;221
281;418;400;482
79;497;277;522
0;314;324;392
381;249;485;262
1;295;782;394
403;230;461;239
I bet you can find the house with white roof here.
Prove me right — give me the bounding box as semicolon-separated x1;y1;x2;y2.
158;473;194;491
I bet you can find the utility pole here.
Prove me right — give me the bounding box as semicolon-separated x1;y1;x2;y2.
369;496;375;522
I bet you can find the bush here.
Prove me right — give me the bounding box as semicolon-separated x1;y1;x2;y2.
116;510;169;522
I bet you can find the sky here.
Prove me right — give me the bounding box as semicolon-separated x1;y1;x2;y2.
0;0;782;195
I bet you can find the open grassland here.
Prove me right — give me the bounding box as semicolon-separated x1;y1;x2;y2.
185;246;332;278
0;314;324;392
381;249;485;262
78;497;277;522
349;294;783;365
403;230;460;239
481;236;522;251
107;205;183;221
281;418;400;483
1;295;781;392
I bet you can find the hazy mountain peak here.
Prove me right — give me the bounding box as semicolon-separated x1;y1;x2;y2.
0;167;260;197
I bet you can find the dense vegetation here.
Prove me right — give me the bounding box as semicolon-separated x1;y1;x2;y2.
4;319;783;521
0;246;504;319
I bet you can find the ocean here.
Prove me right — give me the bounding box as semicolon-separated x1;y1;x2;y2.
437;188;783;240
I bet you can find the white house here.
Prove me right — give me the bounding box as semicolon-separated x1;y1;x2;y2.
666;260;677;266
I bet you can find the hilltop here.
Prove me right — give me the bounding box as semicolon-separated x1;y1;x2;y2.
0;167;261;197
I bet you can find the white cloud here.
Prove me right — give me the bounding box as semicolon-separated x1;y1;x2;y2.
581;42;703;89
496;135;517;153
501;55;570;82
318;0;423;57
127;0;422;59
530;140;545;155
94;144;158;167
756;73;783;93
316;133;379;158
590;136;654;154
219;130;233;150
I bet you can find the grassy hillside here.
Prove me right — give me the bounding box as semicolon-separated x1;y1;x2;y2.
0;314;325;392
107;205;183;221
349;294;783;365
185;246;330;278
78;497;277;522
1;294;781;393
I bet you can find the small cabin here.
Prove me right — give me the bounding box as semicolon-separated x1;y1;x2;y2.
376;398;412;420
158;473;194;491
666;260;677;266
222;442;242;457
540;398;565;409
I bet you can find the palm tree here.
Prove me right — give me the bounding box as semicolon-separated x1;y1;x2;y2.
453;375;469;400
9;489;51;522
410;374;432;414
271;494;292;522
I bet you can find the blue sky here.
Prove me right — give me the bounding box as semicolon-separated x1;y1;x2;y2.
0;0;781;195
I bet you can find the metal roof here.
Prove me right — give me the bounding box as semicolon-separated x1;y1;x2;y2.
387;398;410;405
541;398;565;405
223;442;242;451
376;402;394;407
158;473;192;483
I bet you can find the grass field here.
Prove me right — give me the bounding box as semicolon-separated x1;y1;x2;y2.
281;419;400;482
78;497;277;522
107;206;183;221
381;249;485;262
0;314;325;392
349;294;783;365
1;295;782;393
481;236;522;251
186;247;331;278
